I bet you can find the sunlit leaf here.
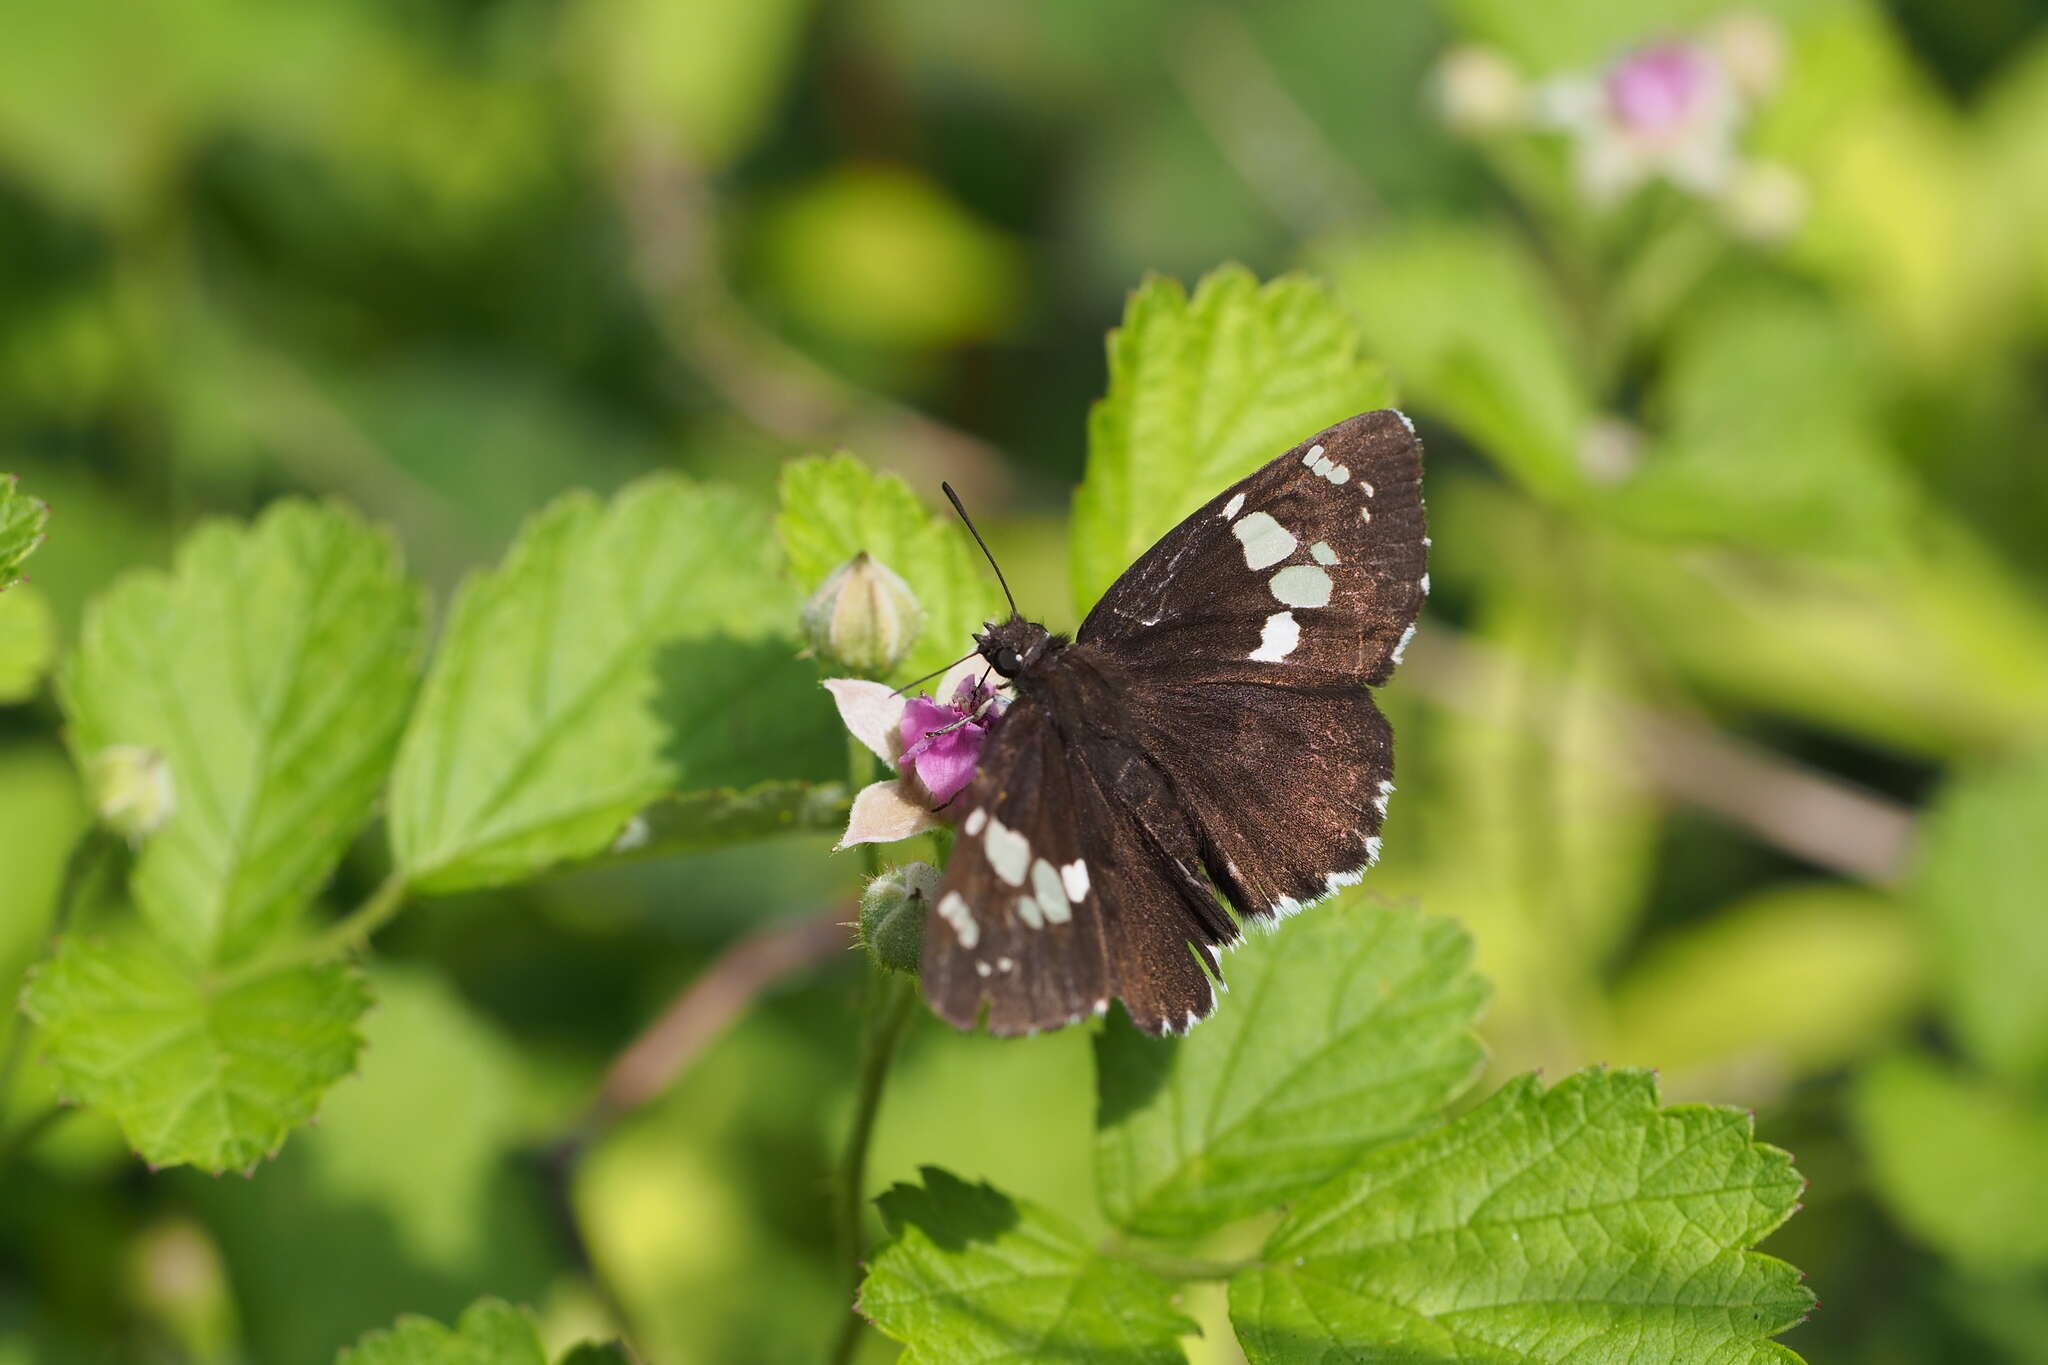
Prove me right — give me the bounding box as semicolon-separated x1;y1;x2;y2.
389;476;789;893
0;473;49;589
778;452;1003;682
337;1297;546;1365
1855;1051;2048;1271
1070;265;1393;614
0;584;56;703
1230;1068;1813;1363
61;500;423;963
1095;901;1486;1239
860;1167;1195;1364
1914;747;2048;1083
21;932;369;1174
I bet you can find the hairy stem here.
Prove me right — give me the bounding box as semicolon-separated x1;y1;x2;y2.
828;970;917;1365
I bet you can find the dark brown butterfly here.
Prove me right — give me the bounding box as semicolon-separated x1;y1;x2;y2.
924;409;1426;1035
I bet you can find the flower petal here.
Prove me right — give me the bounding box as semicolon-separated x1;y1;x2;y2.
836;779;942;850
939;654;1000;705
824;679;906;763
904;722;988;807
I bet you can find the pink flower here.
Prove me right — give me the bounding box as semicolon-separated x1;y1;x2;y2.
825;659;1007;849
1605;44;1714;134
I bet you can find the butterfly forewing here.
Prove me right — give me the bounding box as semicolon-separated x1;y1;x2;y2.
925;409;1426;1035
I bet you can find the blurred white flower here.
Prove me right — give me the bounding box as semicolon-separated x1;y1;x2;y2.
1538;41;1744;204
1435;45;1527;133
1719;159;1808;242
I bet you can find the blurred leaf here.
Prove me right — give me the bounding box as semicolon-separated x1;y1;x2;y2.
1614;284;1915;558
566;0;811;169
1608;883;1923;1087
556;1346;630;1365
337;1297;546;1365
656;635;845;788
0;585;56;702
620;781;849;861
0;473;50;588
61;500;423;964
860;1167;1195;1364
21;932;368;1173
1914;748;2048;1083
389;476;789;893
777;452;1003;681
756;165;1024;349
1229;1069;1813;1363
1094;901;1486;1240
1071;265;1393;613
1320;225;1591;501
303;967;533;1273
1444;0;1727;72
1855;1051;2048;1271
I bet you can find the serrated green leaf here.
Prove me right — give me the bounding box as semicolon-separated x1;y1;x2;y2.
389;475;790;892
777;452;1002;681
0;584;56;702
60;500;423;963
1069;266;1394;614
1319;226;1591;502
0;473;50;589
20;932;369;1173
1096;901;1486;1239
1230;1069;1813;1364
860;1167;1196;1364
1855;1051;2048;1270
1914;747;2048;1083
337;1297;546;1365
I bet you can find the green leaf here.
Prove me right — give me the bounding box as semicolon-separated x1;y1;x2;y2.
21;932;369;1173
777;452;1002;681
616;781;849;861
0;474;49;589
1095;901;1486;1239
860;1167;1196;1364
1319;226;1591;502
389;475;789;893
1069;266;1394;614
654;634;845;790
1914;748;2048;1083
555;1346;631;1365
1230;1069;1813;1364
337;1297;546;1365
60;500;424;963
0;583;57;703
1854;1051;2048;1271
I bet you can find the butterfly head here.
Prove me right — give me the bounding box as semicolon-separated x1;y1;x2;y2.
973;617;1056;681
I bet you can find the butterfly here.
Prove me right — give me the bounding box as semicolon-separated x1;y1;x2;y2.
922;409;1427;1036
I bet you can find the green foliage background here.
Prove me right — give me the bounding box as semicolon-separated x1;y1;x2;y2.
3;0;2047;1360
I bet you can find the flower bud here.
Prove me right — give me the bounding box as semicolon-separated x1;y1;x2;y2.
1435;46;1526;134
803;552;924;678
859;861;937;974
90;744;174;842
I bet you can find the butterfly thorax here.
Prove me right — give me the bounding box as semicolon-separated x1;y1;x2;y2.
973;616;1068;686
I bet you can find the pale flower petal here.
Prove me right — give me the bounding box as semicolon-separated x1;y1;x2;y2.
823;678;906;764
938;654;1000;704
836;779;943;849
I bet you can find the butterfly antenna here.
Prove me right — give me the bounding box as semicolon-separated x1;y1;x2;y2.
891;648;980;698
942;481;1021;619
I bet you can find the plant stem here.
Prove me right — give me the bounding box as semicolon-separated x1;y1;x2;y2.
1101;1240;1263;1282
223;872;409;985
827;969;916;1365
0;828;120;1133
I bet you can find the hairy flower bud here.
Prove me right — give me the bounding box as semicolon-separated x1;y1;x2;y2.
90;744;175;842
859;861;937;974
803;552;924;678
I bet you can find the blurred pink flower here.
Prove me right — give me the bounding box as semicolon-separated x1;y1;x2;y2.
825;659;1007;849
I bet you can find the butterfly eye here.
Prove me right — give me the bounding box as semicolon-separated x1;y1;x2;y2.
993;646;1023;676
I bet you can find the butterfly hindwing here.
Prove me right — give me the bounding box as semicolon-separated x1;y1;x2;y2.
922;408;1425;1035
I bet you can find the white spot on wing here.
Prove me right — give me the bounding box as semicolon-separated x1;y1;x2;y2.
1060;859;1090;901
1360;480;1377;498
1310;541;1338;565
1017;894;1044;929
1220;491;1246;520
998;957;1015;972
1249;611;1300;662
1302;443;1325;466
1231;511;1296;570
964;808;987;836
1365;835;1383;865
1270;564;1333;608
1327;464;1350;484
938;892;978;948
1395;409;1416;435
984;817;1031;886
1391;621;1416;665
1420;573;1431;595
1030;858;1072;924
975;960;992;977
